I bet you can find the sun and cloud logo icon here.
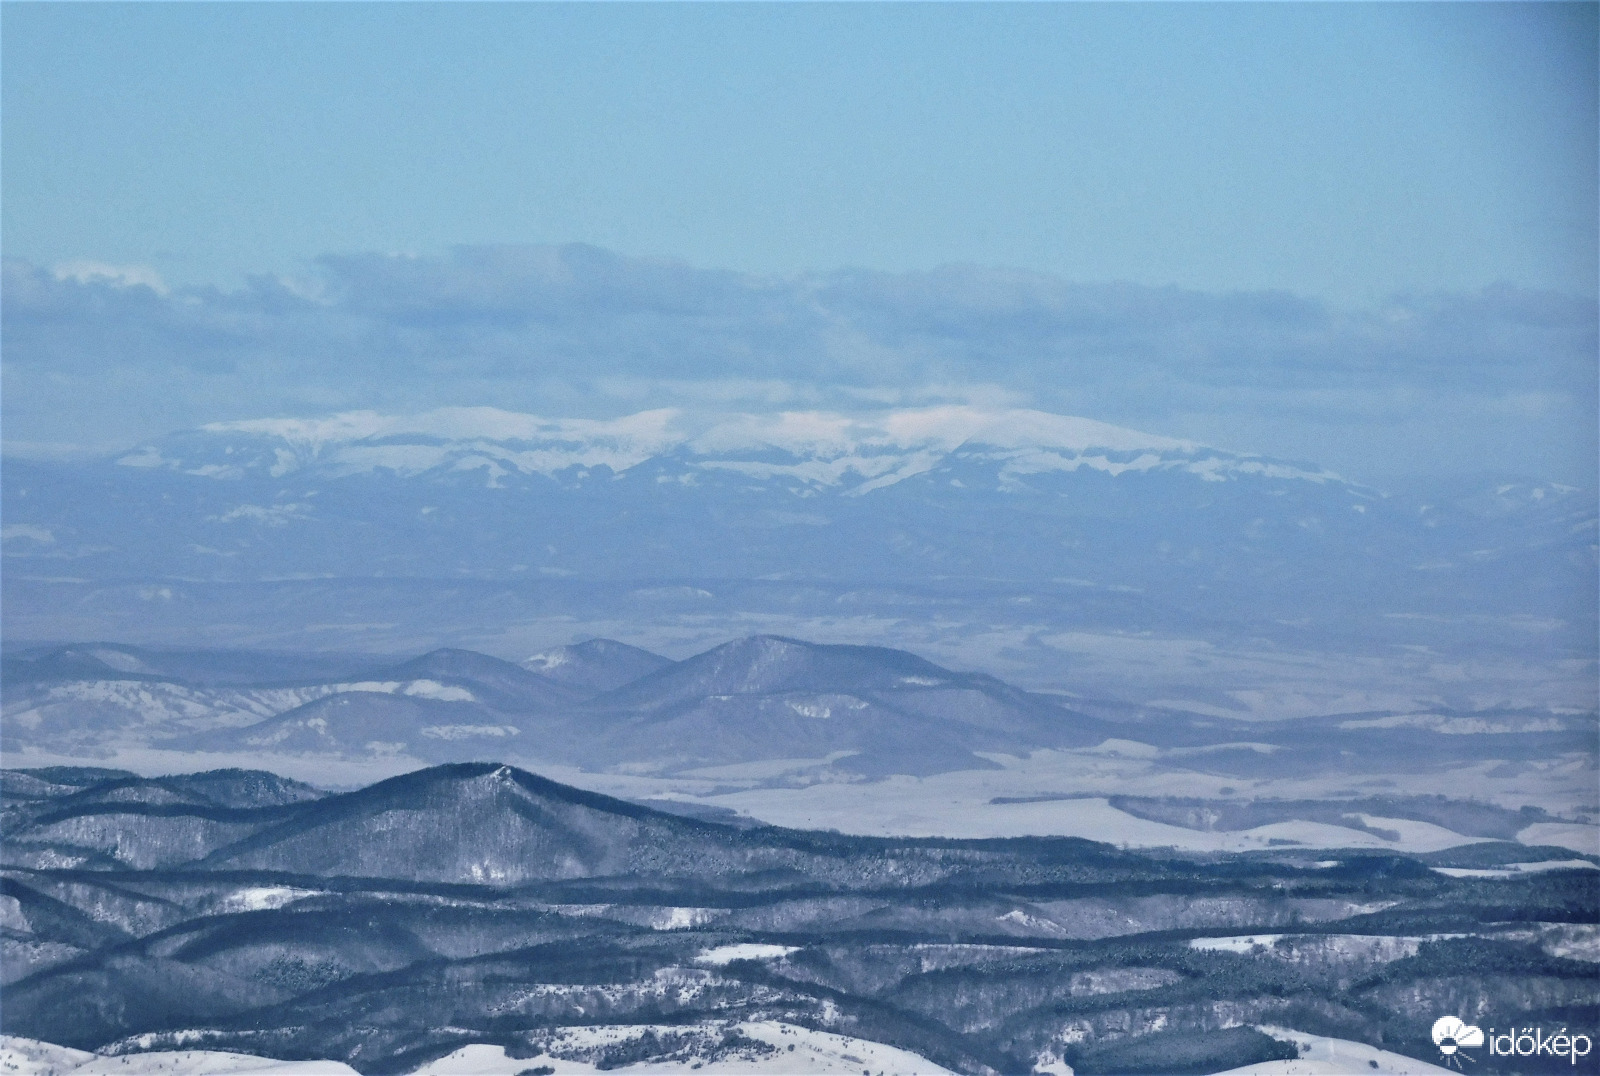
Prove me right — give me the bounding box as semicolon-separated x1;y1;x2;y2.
1432;1016;1484;1068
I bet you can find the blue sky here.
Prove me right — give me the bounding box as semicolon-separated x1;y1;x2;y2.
2;3;1596;484
5;3;1594;300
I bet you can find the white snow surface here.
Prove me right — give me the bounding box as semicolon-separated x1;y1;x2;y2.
690;777;1495;853
1338;712;1570;735
1188;934;1460;960
1;678;473;742
215;886;326;913
1432;859;1598;878
336;680;476;703
1216;1026;1454;1074
0;1037;357;1075
178;406;1342;490
1517;822;1600;856
693;943;799;965
405;1021;956;1074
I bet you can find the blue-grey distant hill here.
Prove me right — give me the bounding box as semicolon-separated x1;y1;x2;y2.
5;635;1592;799
3;635;1122;776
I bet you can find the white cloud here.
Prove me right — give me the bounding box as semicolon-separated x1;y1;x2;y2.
50;259;168;295
1;524;54;543
4;247;1595;484
209;503;311;526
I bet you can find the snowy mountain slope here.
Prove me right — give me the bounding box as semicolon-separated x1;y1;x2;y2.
375;648;586;709
0;645;591;764
187;764;830;883
1216;1026;1456;1074
406;1021;960;1074
169;691;534;761
0;672;544;760
2;635;1116;775
0;1028;954;1076
1;761;1134;885
133;405;1344;489
0;644;383;689
5;769;321;820
0;678;351;755
4;765;1594;1076
592;635;983;708
5;634;1594;792
524;639;675;694
578;636;1109;774
0;1036;360;1075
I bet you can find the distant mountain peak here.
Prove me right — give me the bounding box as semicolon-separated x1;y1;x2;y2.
522;638;674;695
116;405;1347;492
594;633;971;710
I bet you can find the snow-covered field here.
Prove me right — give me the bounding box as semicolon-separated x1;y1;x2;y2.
1;1023;957;1076
408;1021;956;1075
557;751;1593;854
0;1026;1476;1076
1516;822;1600;856
0;1037;357;1075
1432;858;1598;878
1216;1026;1455;1075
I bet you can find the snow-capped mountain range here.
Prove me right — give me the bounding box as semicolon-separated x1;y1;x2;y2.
3;406;1592;670
120;405;1346;491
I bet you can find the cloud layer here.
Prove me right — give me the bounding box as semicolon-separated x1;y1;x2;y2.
3;245;1594;485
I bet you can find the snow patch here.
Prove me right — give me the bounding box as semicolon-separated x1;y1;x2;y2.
419;725;520;740
648;907;719;931
215;886;325;913
1339;713;1568;735
1432;859;1598;879
693;944;799;966
400;680;476;702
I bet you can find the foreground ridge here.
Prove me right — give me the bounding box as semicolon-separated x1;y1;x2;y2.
2;762;1595;1075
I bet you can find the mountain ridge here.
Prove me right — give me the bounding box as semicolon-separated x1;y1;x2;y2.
5;760;1137;886
4;406;1593;714
4;762;1591;1076
142;405;1346;491
523;638;675;694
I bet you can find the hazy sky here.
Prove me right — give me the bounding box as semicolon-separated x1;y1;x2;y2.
2;3;1596;485
4;3;1595;301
